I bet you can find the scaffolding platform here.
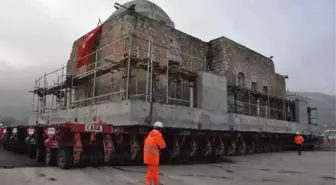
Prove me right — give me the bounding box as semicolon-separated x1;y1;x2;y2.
31;54;198;98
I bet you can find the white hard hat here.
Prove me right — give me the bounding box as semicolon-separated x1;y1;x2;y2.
154;121;163;128
296;132;300;135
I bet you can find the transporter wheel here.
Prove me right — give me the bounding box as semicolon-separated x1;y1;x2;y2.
45;148;57;166
247;142;255;154
16;143;25;154
162;149;180;164
27;144;36;159
77;151;89;168
12;141;18;153
130;149;143;165
118;152;131;165
256;144;262;153
108;153;119;165
90;149;104;167
263;144;270;153
237;143;247;156
227;141;236;156
35;145;45;162
58;148;73;169
161;149;173;164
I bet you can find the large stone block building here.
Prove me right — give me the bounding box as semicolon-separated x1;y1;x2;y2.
64;0;293;122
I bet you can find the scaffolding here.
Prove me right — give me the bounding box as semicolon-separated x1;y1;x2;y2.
30;32;314;124
224;68;313;122
31;33;205;120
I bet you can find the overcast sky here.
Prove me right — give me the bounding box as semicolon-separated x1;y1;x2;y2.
0;0;335;95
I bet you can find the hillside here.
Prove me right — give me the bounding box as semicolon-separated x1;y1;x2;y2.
294;91;336;125
0;64;55;124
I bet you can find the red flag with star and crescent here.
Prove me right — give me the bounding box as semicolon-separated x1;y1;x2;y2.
76;25;103;68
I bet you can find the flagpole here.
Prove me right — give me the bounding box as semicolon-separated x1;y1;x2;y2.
97;19;102;26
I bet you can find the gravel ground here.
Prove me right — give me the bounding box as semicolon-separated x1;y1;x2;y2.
0;151;335;185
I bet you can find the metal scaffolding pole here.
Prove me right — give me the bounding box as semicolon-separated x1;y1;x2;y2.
267;90;270;119
248;90;251;116
61;65;64;109
32;80;37;121
145;38;152;102
70;76;74;109
166;49;169;104
282;90;286;121
92;47;98;105
149;43;153;102
43;73;47;113
125;36;132;99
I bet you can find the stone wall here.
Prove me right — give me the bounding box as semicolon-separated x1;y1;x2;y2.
208;36;286;98
119;12;207;106
65;10;287;115
66;14;129;106
66;12;207;107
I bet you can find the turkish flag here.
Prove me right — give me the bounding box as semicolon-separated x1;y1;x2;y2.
76;25;103;68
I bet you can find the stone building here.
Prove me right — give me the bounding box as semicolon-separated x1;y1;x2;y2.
65;0;293;122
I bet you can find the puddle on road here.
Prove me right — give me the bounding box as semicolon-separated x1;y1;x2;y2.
206;163;234;173
277;170;302;174
48;177;57;181
320;176;336;181
262;178;287;183
179;174;233;180
38;173;46;177
225;169;234;173
111;167;146;174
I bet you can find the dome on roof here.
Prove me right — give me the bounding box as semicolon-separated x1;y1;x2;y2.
109;0;175;28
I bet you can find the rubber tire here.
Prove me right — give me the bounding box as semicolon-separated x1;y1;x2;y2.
57;148;73;169
118;152;131;166
90;149;104;167
161;149;174;164
45;148;57;166
27;144;36;159
35;145;45;162
77;151;89;168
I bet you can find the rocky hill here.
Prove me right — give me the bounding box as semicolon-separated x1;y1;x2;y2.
294;91;335;125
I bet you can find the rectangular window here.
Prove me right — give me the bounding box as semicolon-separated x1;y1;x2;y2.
251;81;257;91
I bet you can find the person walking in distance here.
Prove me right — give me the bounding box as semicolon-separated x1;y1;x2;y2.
295;132;304;155
144;121;166;185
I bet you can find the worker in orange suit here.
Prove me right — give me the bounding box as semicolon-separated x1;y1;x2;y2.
144;121;166;185
294;132;304;155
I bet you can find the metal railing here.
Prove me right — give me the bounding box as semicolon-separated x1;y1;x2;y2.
227;99;295;122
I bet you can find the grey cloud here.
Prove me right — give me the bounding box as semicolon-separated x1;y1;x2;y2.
0;0;334;123
0;0;335;96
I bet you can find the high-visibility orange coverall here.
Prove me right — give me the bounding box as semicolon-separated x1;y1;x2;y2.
295;135;304;145
143;129;166;185
295;135;304;155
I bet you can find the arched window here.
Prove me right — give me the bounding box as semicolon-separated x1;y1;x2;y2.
263;86;268;94
237;72;245;87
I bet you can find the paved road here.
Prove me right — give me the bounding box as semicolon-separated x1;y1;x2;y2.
0;151;335;185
